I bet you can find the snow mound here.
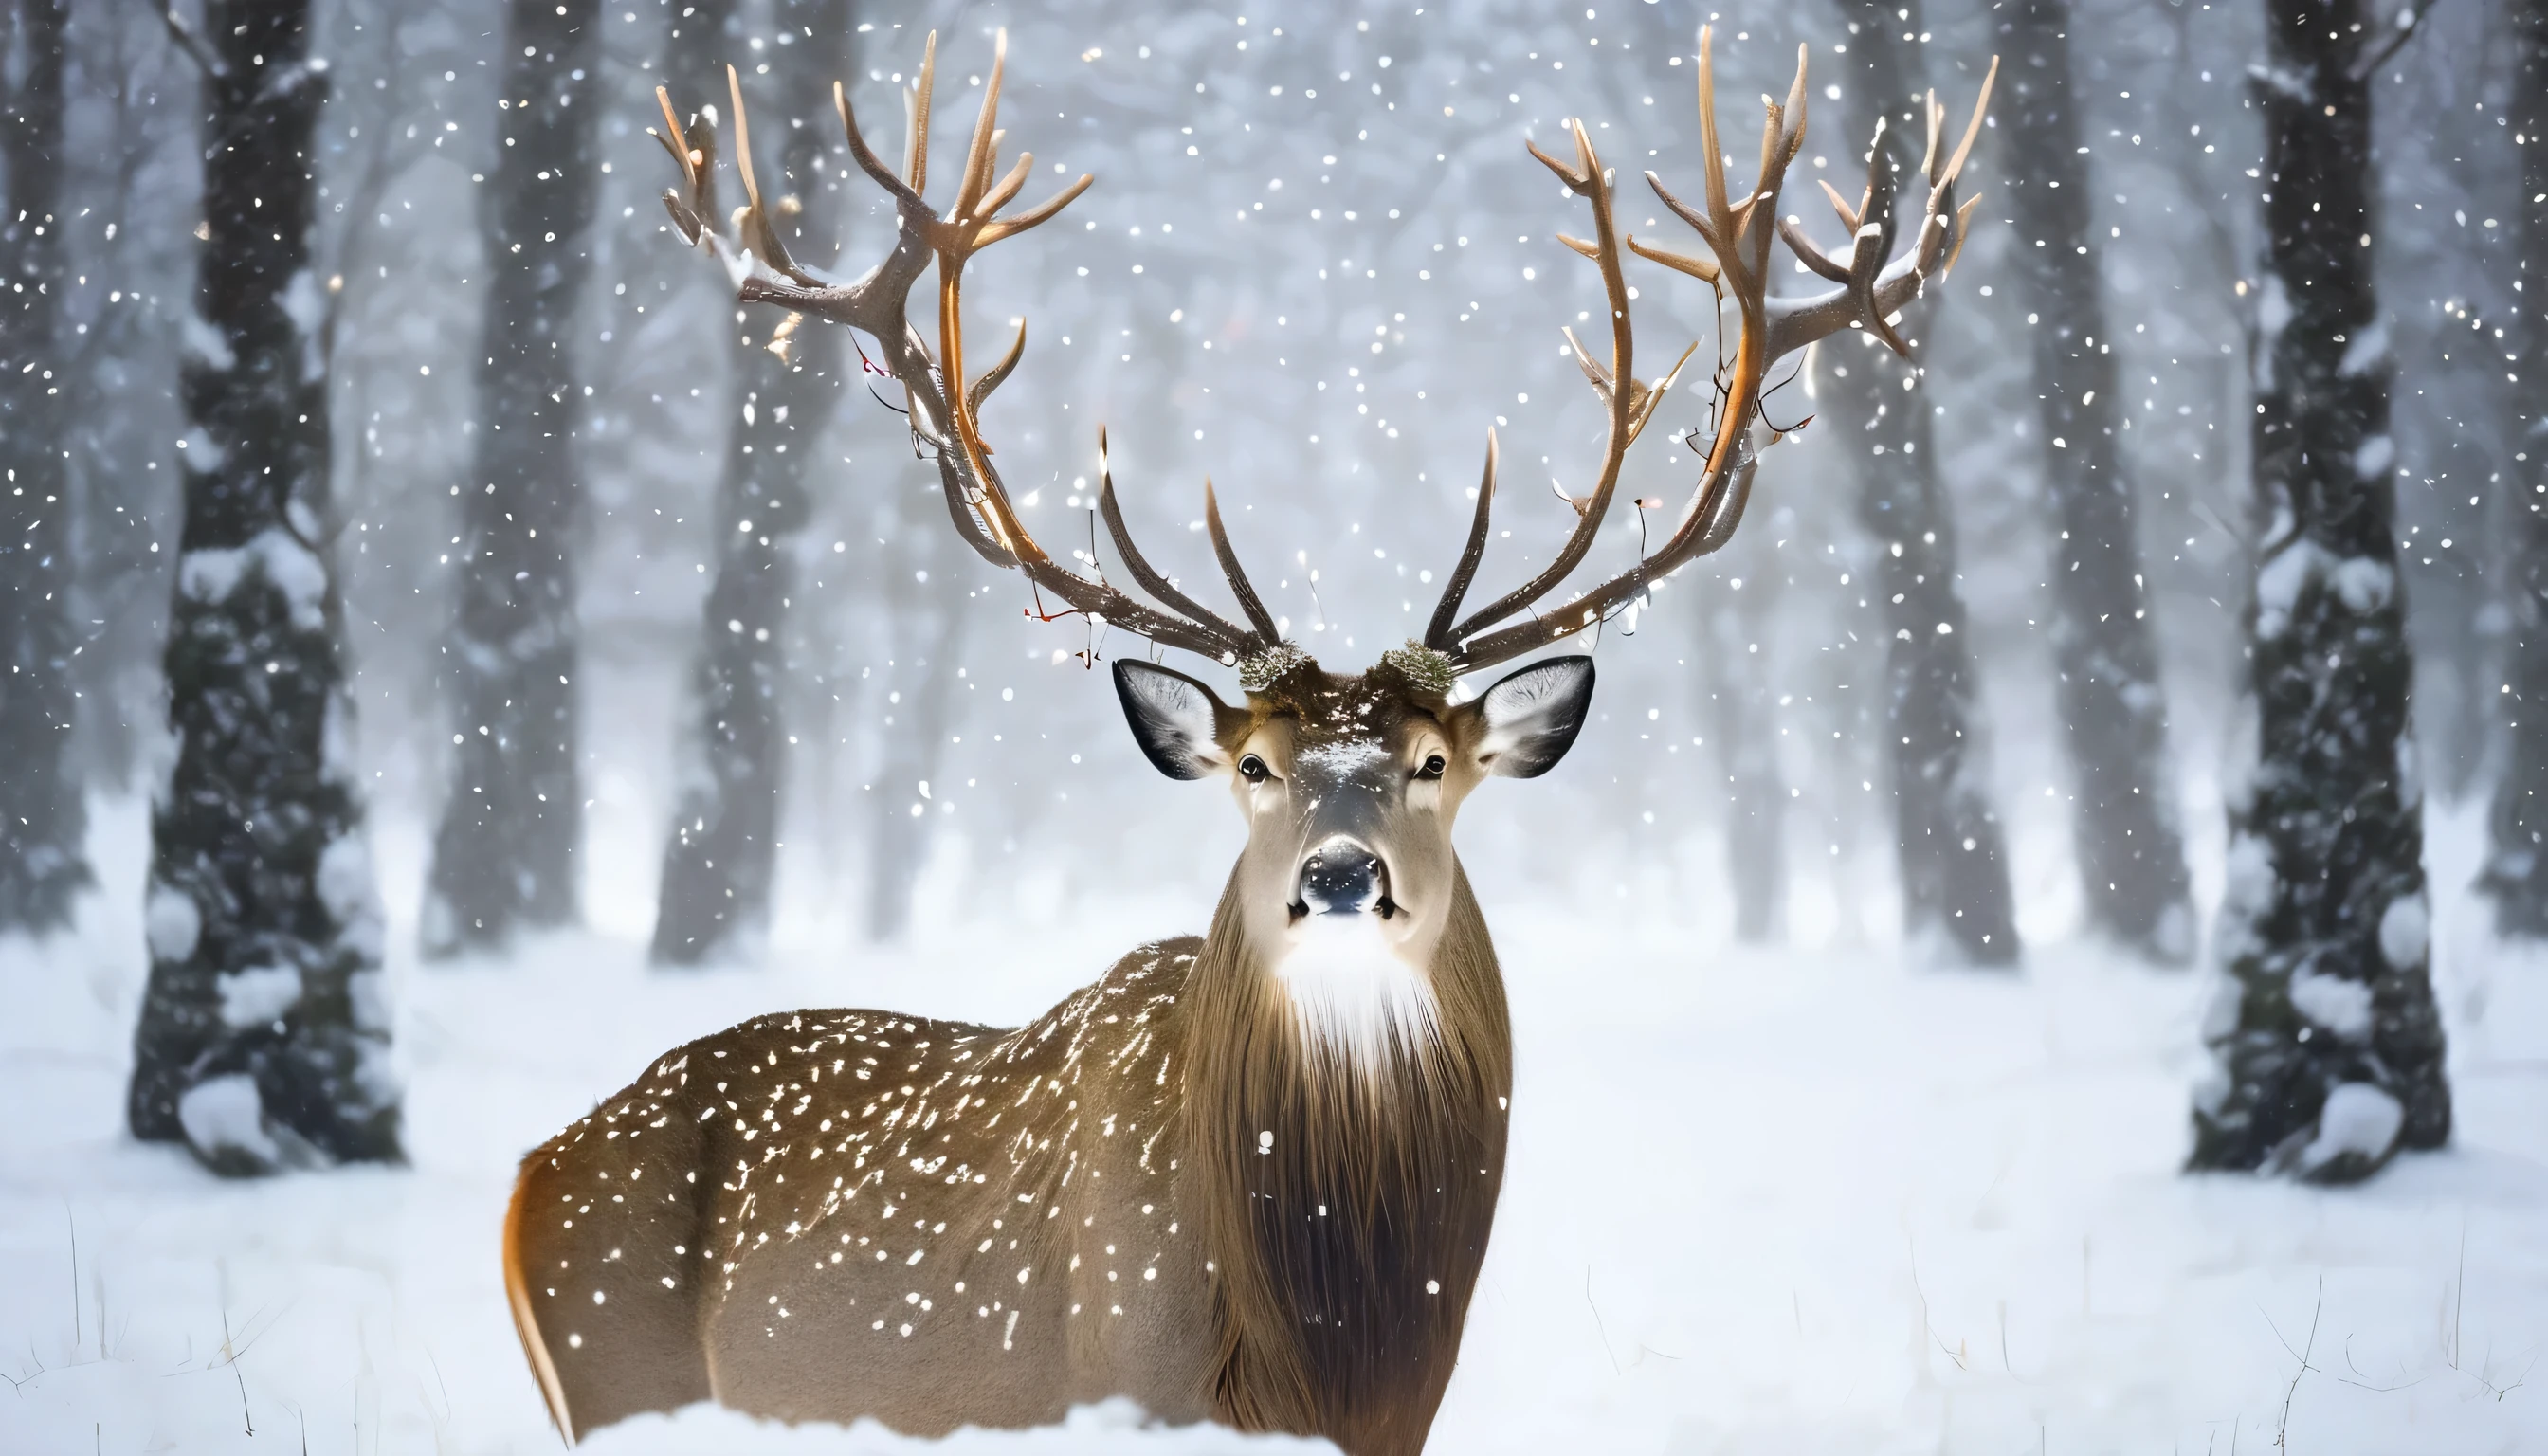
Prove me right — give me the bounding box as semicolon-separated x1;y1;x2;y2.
580;1399;1336;1453
174;1072;278;1165
2298;1081;2405;1174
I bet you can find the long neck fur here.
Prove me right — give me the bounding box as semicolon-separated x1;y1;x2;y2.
1182;861;1513;1456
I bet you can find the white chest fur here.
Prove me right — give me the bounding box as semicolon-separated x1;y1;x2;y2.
1266;916;1441;1067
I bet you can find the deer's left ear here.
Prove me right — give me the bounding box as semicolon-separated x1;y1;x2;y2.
1458;656;1595;778
1114;660;1237;780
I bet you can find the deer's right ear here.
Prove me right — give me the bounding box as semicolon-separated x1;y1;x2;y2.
1113;661;1235;780
1468;656;1596;778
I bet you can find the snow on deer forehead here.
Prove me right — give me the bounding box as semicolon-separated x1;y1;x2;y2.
1245;654;1452;745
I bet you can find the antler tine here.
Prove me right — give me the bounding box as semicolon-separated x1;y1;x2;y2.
835;78;923;208
1423;430;1500;651
977;149;1034;224
1434;50;1780;668
1777;45;1811;167
1203;482;1282;646
1732;45;1811;255
1815;177;1863;233
1849;122;1910;355
1438;115;1645;650
723;65;811;283
1094;429;1258;647
1646;172;1726;265
1561;324;1613;396
925;29;1079;566
1906;59;1996;290
661;36;1278;668
1634;338;1702;440
1942;192;1983;278
1730;94;1783;246
668;32;1995;677
1447;46;1998;673
726;65;763;219
1624;229;1721;284
652;87;715;246
1571;110;1601;187
1694;27;1731;234
1920;88;1947;183
955;30;1007;221
1647;37;1789;492
1524;136;1584;191
1447;422;1764;671
904;31;936;193
1940;56;1997;191
979;170;1094;246
966;318;1028;416
1693;450;1761;557
652;87;691;182
1459;433;1763;669
1778;214;1853;282
1764;56;1997;361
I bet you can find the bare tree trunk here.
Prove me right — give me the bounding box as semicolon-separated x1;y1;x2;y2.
1993;0;2195;962
1828;0;2020;966
2481;0;2548;937
652;0;851;965
0;0;89;933
2190;0;2448;1182
863;583;969;943
62;9;184;800
423;0;602;956
126;0;398;1175
1702;573;1786;942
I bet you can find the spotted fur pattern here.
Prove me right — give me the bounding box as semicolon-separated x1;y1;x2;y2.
506;660;1523;1453
506;894;1510;1453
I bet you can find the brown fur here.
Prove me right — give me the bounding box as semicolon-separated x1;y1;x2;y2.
1189;867;1511;1452
501;1159;573;1436
505;662;1533;1453
504;883;1510;1454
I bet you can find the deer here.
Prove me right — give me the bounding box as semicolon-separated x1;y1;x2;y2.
503;28;1994;1453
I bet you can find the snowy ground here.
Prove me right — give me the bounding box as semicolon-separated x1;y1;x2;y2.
4;798;2544;1454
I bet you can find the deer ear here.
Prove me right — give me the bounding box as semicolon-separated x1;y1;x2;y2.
1113;661;1235;781
1468;657;1595;779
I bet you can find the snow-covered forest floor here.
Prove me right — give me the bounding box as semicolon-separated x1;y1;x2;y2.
3;792;2541;1455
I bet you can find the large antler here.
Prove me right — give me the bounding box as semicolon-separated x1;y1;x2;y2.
654;32;1279;665
1427;28;1996;671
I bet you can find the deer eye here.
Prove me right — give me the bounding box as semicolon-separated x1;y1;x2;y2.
1415;755;1447;781
1238;754;1271;784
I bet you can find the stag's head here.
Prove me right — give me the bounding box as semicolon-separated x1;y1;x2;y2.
1114;647;1591;1011
655;27;1995;1008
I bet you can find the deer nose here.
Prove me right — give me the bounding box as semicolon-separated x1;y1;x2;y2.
1296;841;1390;918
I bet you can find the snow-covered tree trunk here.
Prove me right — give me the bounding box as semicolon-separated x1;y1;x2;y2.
2482;0;2548;937
0;0;90;933
422;0;602;956
651;0;851;966
1829;0;2020;966
1993;0;2195;961
1703;575;1787;942
126;0;398;1176
2189;0;2448;1182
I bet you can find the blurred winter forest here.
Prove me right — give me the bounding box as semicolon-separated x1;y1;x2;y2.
11;0;2548;1447
9;0;2534;958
